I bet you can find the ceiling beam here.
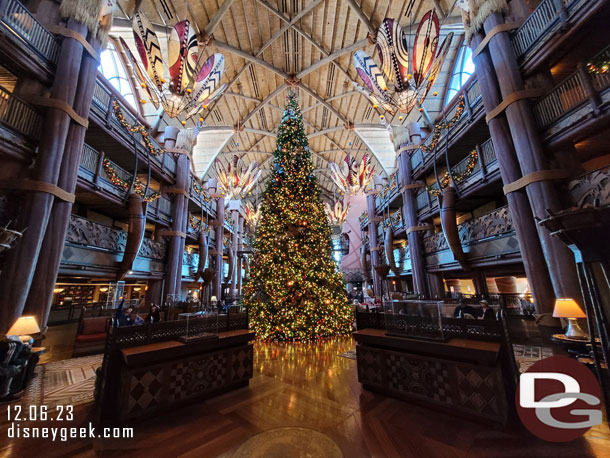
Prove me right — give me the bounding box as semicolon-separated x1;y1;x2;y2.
240;83;288;125
204;0;238;35
344;0;376;36
212;40;289;79
298;83;348;125
296;39;369;80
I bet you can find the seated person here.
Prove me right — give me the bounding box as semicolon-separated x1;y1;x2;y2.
480;300;496;320
144;304;161;324
453;299;480;319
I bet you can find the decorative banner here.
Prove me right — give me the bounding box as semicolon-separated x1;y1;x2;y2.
125;10;227;122
323;200;351;226
353;11;454;118
214;155;262;200
328;154;375;195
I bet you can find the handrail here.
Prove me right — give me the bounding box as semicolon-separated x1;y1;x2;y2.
0;0;60;64
0;84;42;139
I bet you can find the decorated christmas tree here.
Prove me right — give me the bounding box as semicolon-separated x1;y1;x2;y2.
243;93;352;341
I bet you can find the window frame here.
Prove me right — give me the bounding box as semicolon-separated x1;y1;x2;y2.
98;38;142;114
443;40;474;107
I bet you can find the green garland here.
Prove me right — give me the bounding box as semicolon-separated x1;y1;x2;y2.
420;96;466;155
587;58;609;75
192;180;212;203
426;149;479;197
102;159;161;202
113;101;165;157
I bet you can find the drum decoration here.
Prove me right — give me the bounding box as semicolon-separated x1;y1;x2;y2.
352;11;454;118
122;10;227;122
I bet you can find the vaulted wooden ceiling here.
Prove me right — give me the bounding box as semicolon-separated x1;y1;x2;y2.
112;0;465;198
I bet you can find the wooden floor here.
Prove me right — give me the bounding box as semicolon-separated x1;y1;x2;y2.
1;337;609;457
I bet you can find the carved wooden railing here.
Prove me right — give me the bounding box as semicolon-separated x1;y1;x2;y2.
359;211;369;230
189;176;217;217
423;205;514;254
0;84;42;140
65;214;168;260
0;0;60;65
565;166;610;209
533;43;610;129
512;0;588;60
374;173;400;212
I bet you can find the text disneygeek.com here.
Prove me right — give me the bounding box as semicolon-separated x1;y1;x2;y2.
6;405;133;441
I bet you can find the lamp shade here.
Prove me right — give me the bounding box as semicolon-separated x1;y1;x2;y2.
211;296;218;302
553;298;586;318
7;316;40;336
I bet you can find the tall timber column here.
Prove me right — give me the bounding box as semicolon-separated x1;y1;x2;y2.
0;1;105;333
366;192;382;297
482;12;581;308
163;127;191;300
236;214;244;296
397;123;429;298
213;195;225;301
470;30;556;313
228;201;240;301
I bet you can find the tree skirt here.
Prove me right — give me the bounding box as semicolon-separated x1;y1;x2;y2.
22;354;103;408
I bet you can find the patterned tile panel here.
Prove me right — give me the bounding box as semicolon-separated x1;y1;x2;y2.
127;368;164;414
356;347;383;387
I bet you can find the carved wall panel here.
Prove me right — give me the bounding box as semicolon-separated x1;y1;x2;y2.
567;166;610;209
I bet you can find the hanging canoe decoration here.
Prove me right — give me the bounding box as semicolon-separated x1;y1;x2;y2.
124;10;227;121
384;225;398;274
214;155;262;200
329;154;375;195
352;9;454;118
323;200;351;226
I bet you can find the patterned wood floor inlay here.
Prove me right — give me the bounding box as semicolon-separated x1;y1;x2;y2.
1;338;609;457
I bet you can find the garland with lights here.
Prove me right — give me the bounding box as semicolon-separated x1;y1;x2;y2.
426;149;479;196
242;92;352;341
113;101;165;157
420;96;466;155
587;57;610;75
102;159;161;202
189;214;211;232
192;180;212;203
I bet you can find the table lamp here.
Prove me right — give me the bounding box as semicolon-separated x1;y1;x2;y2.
7;316;40;344
211;296;218;305
553;298;587;339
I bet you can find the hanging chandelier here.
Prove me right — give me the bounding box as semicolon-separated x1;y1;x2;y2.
329;154;375;195
324;201;351;226
352;11;454;119
214;155;262;200
244;202;262;229
120;10;227;123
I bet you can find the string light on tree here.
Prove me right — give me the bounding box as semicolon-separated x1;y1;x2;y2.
243;92;352;341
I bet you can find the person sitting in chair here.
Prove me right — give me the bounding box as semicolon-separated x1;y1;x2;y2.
480;300;496;320
453;299;479;319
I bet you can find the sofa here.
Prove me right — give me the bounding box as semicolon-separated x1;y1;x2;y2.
73;312;111;357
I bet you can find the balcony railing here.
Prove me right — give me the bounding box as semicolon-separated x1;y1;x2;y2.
0;0;60;65
91;78;176;177
565;165;610;209
533;44;610;129
512;0;588;60
423;205;514;254
0;84;42;140
374;173;400;212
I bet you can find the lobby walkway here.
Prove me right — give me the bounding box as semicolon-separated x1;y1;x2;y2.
1;337;609;457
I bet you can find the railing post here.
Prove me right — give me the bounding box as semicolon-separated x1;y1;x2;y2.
552;0;569;27
105;95;114;126
476;144;487;178
577;61;602;114
94;150;105;186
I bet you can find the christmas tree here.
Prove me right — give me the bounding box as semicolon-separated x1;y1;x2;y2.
243;93;352;341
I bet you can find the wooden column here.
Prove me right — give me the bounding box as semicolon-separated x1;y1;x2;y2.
0;19;88;333
427;272;445;299
398;151;429;297
118;194;146;279
230;206;240;301
24;36;102;328
470;29;557;314
214;196;225;300
366;193;382;297
236;215;244;296
472;270;489;297
164;128;189;301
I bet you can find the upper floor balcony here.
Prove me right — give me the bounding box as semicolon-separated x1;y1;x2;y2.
415;138;499;220
78;143;173;226
422;205;520;269
0;0;59;83
0;83;41;155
